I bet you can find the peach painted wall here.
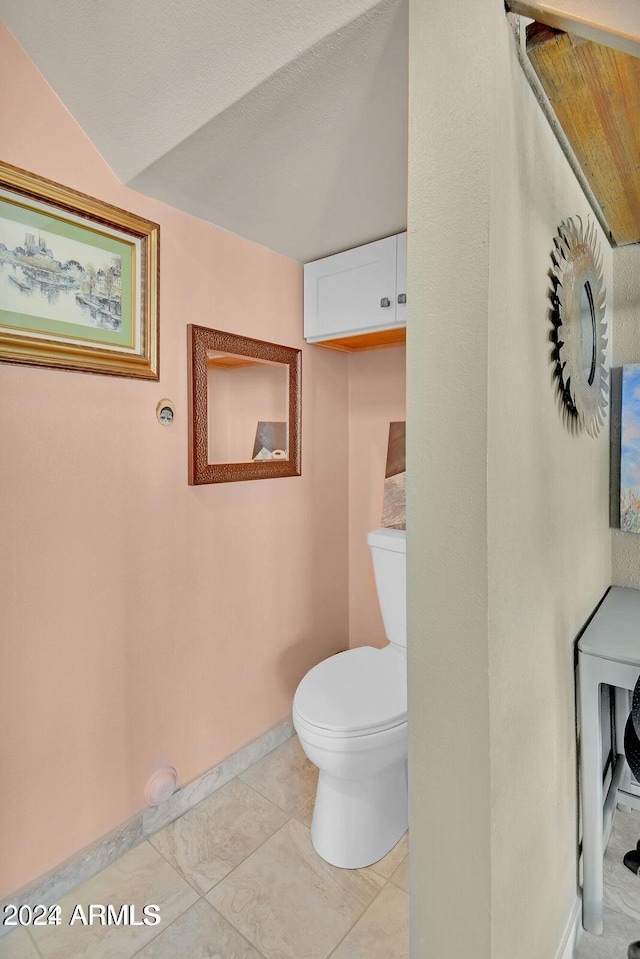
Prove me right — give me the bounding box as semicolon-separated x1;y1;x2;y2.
0;22;349;897
348;346;406;649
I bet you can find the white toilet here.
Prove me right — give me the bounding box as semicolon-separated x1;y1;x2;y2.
293;527;407;869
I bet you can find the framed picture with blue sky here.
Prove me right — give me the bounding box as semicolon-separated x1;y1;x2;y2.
621;364;640;532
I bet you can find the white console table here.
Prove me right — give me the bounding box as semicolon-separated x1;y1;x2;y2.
578;586;640;934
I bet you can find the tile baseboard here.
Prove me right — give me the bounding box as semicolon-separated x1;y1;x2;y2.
0;716;294;938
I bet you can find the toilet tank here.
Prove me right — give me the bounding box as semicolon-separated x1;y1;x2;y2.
367;528;406;648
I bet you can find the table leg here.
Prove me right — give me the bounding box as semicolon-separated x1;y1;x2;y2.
579;654;604;935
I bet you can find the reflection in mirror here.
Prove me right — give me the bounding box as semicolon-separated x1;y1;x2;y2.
187;325;301;485
207;352;289;464
579;281;597;386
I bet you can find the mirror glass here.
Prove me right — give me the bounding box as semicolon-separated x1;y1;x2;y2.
207;351;289;464
579;281;597;386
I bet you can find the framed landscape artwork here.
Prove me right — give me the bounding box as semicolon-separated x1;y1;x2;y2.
0;161;159;379
382;421;406;529
621;364;640;533
252;421;288;460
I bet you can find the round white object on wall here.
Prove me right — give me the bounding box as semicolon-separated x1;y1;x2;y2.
156;398;175;425
144;766;177;806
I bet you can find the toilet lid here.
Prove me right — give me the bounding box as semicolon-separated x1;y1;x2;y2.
293;646;407;736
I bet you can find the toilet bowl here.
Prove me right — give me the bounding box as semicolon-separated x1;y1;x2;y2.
293;528;407;869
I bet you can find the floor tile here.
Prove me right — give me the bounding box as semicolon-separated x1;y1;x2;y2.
369;833;408;881
149;778;288;894
575;906;640;959
30;842;197;959
295;795;315;828
603;808;640;921
134;899;262;959
331;883;409;959
239;736;317;819
0;929;39;959
390;855;409;893
207;818;383;959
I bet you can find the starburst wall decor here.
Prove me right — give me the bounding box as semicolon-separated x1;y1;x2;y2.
549;216;608;437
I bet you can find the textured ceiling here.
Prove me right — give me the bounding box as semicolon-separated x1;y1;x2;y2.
0;0;408;262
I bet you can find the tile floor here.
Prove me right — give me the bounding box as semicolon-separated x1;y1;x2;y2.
0;736;409;959
576;808;640;958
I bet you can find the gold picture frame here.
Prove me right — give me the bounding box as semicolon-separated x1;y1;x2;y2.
0;161;159;379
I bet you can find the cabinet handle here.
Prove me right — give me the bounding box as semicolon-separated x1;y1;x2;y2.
397;294;406;304
380;297;391;308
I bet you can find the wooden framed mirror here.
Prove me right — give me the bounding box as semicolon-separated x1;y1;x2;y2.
187;325;301;484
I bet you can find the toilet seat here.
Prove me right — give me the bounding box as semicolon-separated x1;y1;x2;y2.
293;646;406;738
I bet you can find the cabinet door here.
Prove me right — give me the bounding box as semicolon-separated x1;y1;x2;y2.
395;232;407;326
304;235;397;340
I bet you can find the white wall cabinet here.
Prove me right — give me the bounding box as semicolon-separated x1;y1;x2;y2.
395;231;406;328
304;232;407;350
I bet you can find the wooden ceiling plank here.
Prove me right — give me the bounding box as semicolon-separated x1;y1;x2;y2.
580;44;640;235
527;28;640;244
529;33;629;239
